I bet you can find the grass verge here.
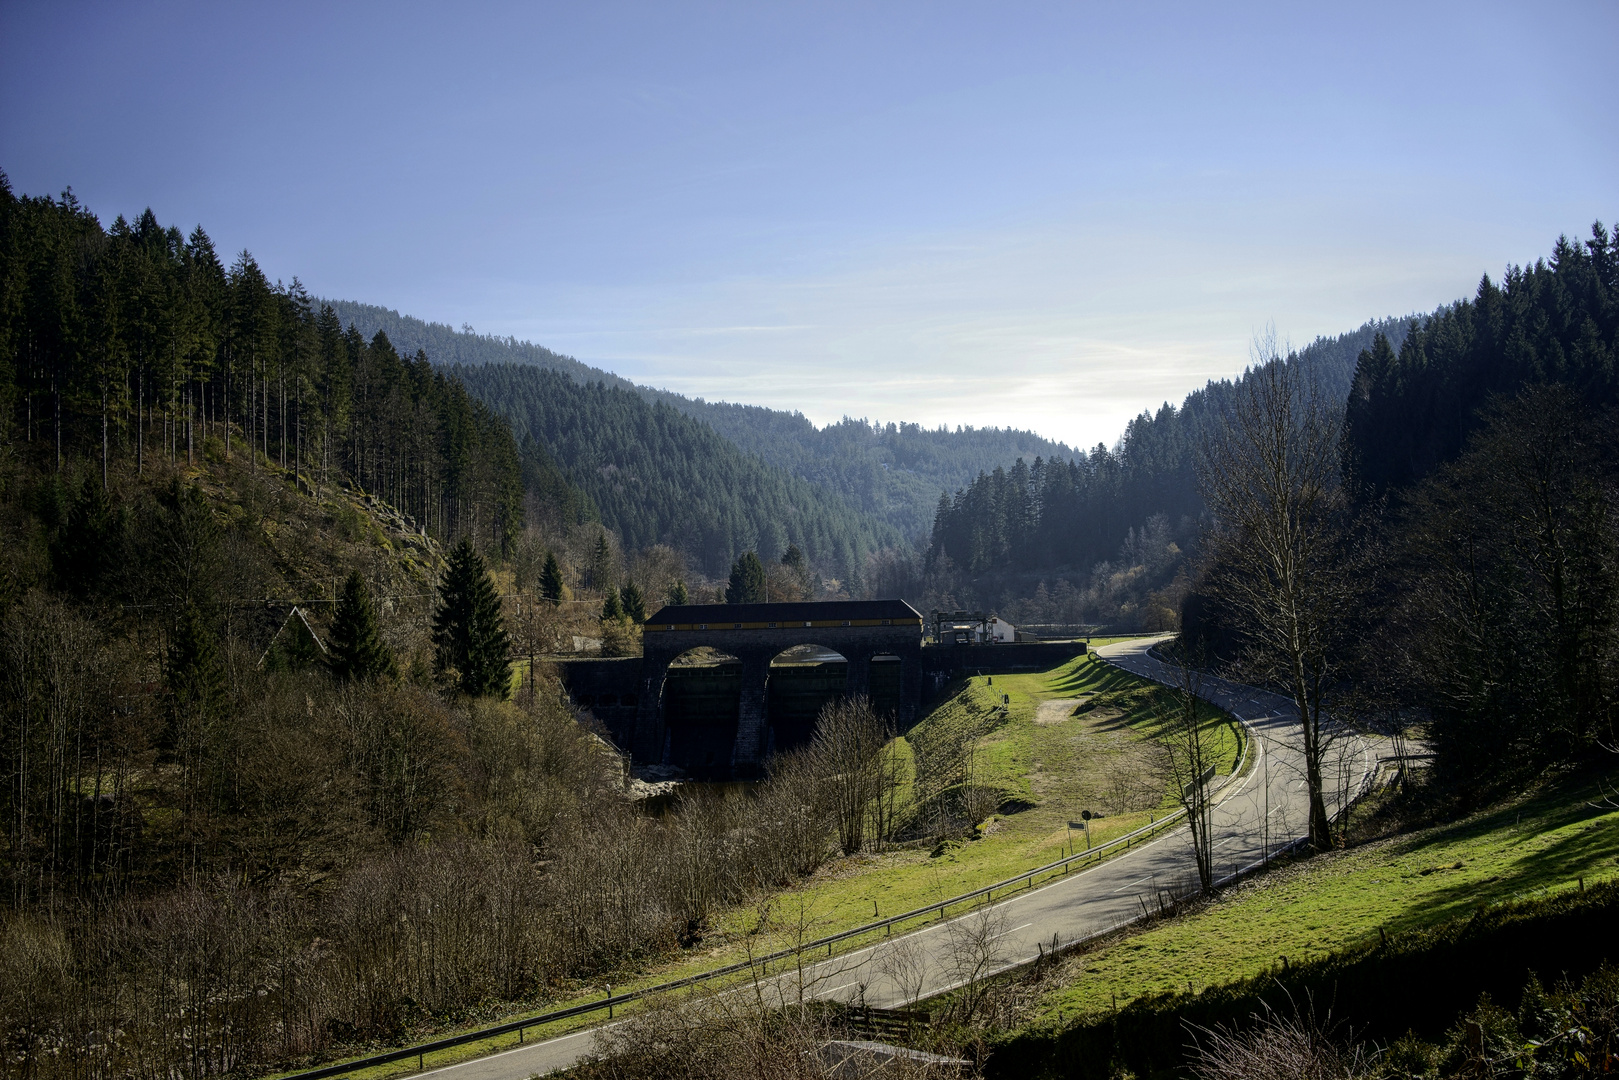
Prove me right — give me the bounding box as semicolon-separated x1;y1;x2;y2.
1022;766;1619;1026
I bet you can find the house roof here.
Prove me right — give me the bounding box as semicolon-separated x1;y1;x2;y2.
645;598;922;626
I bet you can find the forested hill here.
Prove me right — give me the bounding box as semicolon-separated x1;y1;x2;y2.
327;298;1072;537
451;363;900;581
1342;222;1619;500
677;406;1072;538
927;315;1414;583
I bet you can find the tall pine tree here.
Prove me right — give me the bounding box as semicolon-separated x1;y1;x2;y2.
167;600;225;744
433;537;511;698
726;552;767;604
620;580;646;623
540;550;566;605
329;570;397;683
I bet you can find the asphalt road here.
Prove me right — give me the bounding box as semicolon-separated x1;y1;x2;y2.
412;636;1379;1079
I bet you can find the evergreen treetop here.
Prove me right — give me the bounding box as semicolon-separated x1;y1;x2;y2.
726;552;767;604
621;580;646;623
168;600;225;718
329;570;397;683
601;584;623;620
539;550;566;605
432;537;511;698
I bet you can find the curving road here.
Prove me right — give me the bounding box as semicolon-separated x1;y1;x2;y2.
411;637;1380;1078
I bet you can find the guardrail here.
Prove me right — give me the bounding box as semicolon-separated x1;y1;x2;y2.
282;647;1254;1080
282;801;1206;1079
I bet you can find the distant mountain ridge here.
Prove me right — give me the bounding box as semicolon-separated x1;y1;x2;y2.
323;298;1075;537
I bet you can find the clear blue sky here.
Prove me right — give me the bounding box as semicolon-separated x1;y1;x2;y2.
3;1;1614;448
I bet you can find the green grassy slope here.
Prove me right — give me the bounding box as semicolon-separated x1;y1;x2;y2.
1026;768;1619;1024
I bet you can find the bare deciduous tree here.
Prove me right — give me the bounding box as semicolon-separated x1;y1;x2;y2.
875;934;931;1007
941;905;1010;1022
1198;334;1358;849
809;696;891;856
1157;662;1219;893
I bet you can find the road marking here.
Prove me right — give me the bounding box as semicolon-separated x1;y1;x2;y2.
814;982;858;999
1112;874;1154;893
989;922;1033;941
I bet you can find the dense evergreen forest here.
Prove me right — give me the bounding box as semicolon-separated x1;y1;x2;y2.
331;298;1073;537
921;317;1412;626
1342;222;1619;788
452;362;899;581
0;175;526;557
1343;224;1619;499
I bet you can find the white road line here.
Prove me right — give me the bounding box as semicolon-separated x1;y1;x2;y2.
1112;873;1154;893
814;982;858;999
988;922;1033;941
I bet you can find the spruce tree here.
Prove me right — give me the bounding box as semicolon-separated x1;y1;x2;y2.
168;601;225;719
781;543;809;599
667;580;689;606
601;584;623;620
433;537;512;698
329;570;397;683
621;580;646;623
588;532;614;590
540;550;566;605
782;543;806;576
726;552;768;604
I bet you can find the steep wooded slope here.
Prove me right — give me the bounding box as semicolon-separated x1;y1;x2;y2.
326;298;1072;537
451;363;899;580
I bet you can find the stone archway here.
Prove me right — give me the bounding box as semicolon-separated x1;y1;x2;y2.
658;647;742;776
631;600;927;778
766;644;848;755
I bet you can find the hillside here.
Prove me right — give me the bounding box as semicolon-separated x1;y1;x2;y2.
989;768;1619;1078
921;315;1416;627
451;362;900;582
325;298;1074;538
1343;222;1619;500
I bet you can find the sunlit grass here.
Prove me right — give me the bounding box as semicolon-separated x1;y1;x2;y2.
1028;770;1619;1023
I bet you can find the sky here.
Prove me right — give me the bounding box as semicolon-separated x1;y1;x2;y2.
3;2;1615;449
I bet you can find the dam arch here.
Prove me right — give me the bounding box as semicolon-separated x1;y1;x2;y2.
632;600;925;778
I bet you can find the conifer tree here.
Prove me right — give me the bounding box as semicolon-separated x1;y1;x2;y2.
621;580;646;623
782;543;806;576
329;570;397;683
781;543;809;598
167;600;225;719
667;579;689;606
588;532;614;590
433;537;511;698
727;552;767;604
601;584;623;620
540;550;566;605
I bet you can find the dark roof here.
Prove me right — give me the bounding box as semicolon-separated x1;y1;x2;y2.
646;599;922;625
